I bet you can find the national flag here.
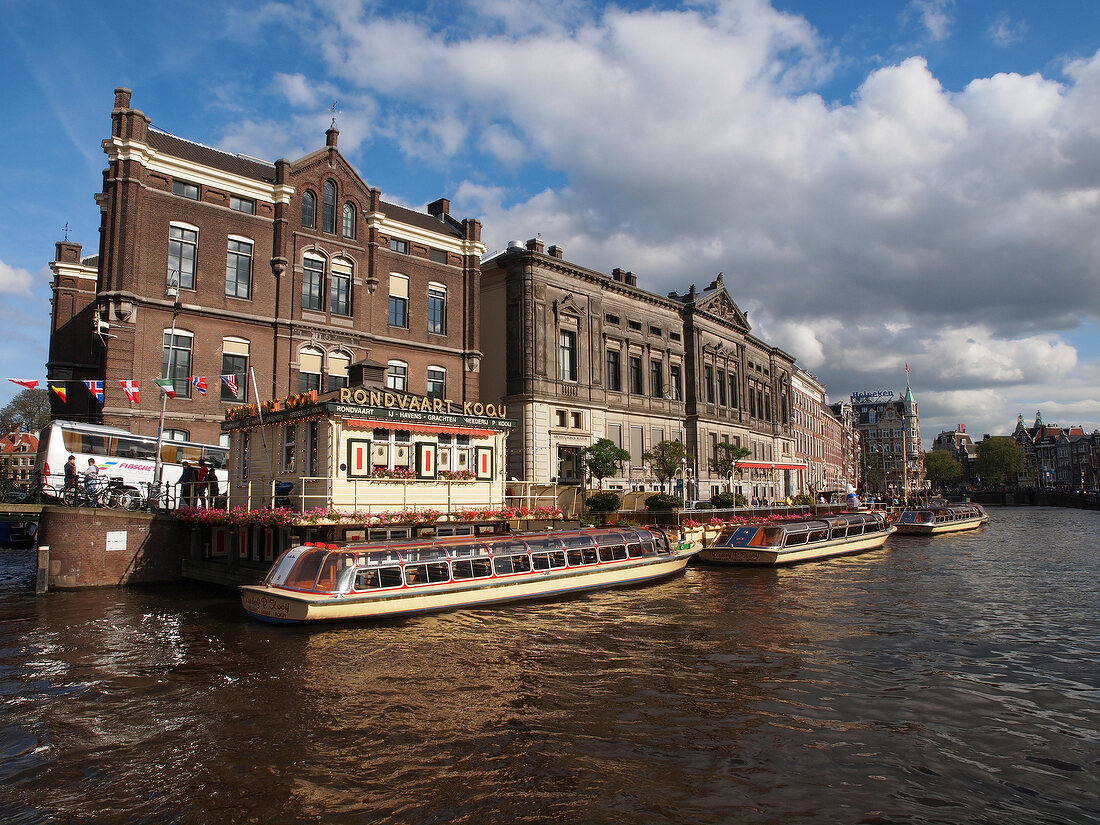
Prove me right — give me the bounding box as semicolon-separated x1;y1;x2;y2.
7;379;39;389
50;384;67;403
84;380;104;404
905;362;910;375
154;378;176;398
191;376;207;396
221;374;239;396
120;380;139;404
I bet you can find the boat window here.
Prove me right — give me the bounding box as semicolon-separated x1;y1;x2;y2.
626;541;647;558
532;551;567;570
361;549;405;565
560;534;596;550
760;526;785;545
567;546;599;566
452;558;493;580
599;544;628;562
355;566;403;590
526;536;566;553
403;547;449;564
494;554;532;575
488;540;529;556
405;562;451;586
846;522;865;536
264;547;313;587
807;526;829;543
275;548;328;589
594;531;629;547
785;531;808;546
449;542;490;559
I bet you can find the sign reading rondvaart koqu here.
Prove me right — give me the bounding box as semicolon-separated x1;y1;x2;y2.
851;390;894;403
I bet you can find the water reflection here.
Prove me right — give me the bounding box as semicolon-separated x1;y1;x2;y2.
1;508;1098;823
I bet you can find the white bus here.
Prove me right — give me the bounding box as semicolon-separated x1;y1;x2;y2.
35;420;228;506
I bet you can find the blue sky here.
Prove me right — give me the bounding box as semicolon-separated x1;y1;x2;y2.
2;0;1100;445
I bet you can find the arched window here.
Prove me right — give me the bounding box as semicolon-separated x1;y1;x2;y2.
303;253;325;311
301;190;316;229
328;351;351;392
299;347;323;392
330;257;352;316
342;202;356;238
387;360;408;391
388;274;409;328
322;180;337;233
427;366;446;399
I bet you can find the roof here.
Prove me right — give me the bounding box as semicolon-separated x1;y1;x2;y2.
0;432;38;454
147;128;276;183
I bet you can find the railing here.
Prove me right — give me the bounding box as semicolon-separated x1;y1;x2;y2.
226;475;505;514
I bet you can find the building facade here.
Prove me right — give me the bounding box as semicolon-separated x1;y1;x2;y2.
1;430;39;489
480;244;804;501
850;381;924;497
48;88;487;451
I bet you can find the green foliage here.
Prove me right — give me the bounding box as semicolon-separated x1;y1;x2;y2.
1;388;51;433
643;440;687;489
584;438;630;482
709;492;738;508
710;442;751;483
792;493;814;505
585;491;623;512
645;493;683;510
974;437;1025;485
923;449;963;488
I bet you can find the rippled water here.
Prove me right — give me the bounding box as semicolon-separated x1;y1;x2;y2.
1;507;1098;824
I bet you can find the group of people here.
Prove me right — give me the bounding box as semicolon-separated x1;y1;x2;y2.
63;455;99;491
177;460;219;508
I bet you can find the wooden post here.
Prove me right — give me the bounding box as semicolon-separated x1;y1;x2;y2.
36;545;49;594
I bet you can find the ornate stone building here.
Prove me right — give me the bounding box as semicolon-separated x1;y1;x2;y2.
480;244;803;501
48;88;486;448
850;379;924;496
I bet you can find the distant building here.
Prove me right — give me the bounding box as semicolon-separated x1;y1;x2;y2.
0;430;39;488
849;379;924;496
931;425;977;485
1011;411;1085;488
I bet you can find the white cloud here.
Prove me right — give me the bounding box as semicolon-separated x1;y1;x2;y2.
989;15;1027;47
908;0;954;41
0;259;34;296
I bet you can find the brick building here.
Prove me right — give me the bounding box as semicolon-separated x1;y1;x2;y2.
48;88;486;447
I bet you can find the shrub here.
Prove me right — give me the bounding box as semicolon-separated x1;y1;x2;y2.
645;493;683;510
586;491;622;512
709;492;738;509
792;493;814;506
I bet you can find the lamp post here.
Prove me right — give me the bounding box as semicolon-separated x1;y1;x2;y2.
153;276;181;500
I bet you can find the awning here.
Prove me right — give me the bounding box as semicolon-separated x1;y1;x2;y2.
344;418;497;437
739;461;807;471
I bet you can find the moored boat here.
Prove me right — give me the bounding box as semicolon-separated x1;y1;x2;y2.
696;511;895;566
241;526;700;623
893;503;988;535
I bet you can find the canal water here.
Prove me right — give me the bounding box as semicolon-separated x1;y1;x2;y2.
0;507;1097;824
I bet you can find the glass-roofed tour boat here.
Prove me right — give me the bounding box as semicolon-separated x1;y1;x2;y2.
697;511;895;566
241;526;700;624
893;502;989;535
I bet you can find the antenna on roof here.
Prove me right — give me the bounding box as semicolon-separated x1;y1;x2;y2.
63;221;70;241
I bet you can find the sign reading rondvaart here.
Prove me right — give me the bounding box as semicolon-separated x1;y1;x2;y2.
851;390;894;403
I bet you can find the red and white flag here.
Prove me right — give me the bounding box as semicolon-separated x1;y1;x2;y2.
7;379;39;389
191;376;207;396
120;380;139;404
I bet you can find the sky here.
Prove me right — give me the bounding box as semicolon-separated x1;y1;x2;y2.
2;0;1100;447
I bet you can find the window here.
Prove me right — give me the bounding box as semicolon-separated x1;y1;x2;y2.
428;283;446;334
387;360;408;391
605;313;620;325
225;237;253;299
172;180;198;200
283;425;296;472
606;349;621;392
628;320;642;332
327;351;350;392
717;369;727;406
299;348;323;393
429;248;447;264
670;364;682;401
330;257;351;316
650;326;662;337
555;410;567;427
571;412;583;428
388;274;409;328
559;329;577;381
322;180;337;233
162;329;193;398
342;202;356;238
221;338;249;401
301;191;316;229
427;366;446;399
629;355;643;395
650;361;663;397
230;195;254;215
168;224;197;290
164;428;190;442
303;254;325;311
669;331;681;342
705;365;715;404
729;373;738;408
390;238;409;254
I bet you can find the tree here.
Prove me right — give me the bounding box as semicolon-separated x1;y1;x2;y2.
583;438;630;488
1;388;51;433
974;437;1025;485
643;439;686;492
710;442;751;492
923;449;962;489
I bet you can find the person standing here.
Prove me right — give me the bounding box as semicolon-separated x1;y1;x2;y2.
64;455;77;490
195;461;209;508
206;464;220;509
178;461;196;508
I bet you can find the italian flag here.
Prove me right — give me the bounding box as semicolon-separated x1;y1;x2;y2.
154;378;176;398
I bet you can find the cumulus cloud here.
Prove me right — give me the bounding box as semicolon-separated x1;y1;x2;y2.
0;259;35;296
242;0;1100;440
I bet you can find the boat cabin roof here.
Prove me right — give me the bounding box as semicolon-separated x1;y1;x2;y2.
714;512;887;549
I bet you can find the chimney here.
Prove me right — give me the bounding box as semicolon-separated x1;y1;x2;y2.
526;238;544;253
626;272;637;286
427;198;450;219
55;240;83;264
114;87;132;109
548;245;564;260
611;267;624;282
326;125;339;148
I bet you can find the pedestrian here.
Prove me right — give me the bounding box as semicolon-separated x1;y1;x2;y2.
195;460;209;508
206;464;220;509
64;455;77;490
178;461;196;508
82;458;99;490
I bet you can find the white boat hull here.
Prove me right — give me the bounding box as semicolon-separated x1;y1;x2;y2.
697;526;895;566
241;548;697;623
893;515;987;535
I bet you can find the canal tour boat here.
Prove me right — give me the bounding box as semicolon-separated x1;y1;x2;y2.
241;526;700;624
893;503;989;535
696;511;895;566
